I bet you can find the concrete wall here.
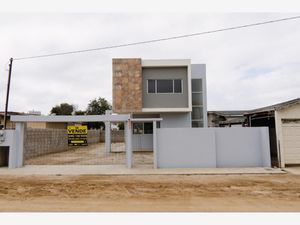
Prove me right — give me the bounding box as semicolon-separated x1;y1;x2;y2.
0;130;18;168
100;130;124;143
142;67;189;108
156;127;271;168
24;128;68;159
160;112;191;128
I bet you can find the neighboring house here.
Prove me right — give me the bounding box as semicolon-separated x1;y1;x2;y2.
245;98;300;167
207;110;248;127
26;110;68;129
0;111;26;129
112;58;207;151
26;122;67;129
0;111;67;130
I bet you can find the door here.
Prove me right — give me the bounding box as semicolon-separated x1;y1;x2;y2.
281;119;300;165
132;122;153;151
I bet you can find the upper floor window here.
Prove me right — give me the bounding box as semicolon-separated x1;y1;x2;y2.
148;80;156;93
147;79;182;93
157;80;173;93
192;79;202;92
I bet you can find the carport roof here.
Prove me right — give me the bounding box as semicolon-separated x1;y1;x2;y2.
10;114;131;122
245;98;300;115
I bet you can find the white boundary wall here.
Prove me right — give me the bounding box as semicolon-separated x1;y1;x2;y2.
156;127;271;168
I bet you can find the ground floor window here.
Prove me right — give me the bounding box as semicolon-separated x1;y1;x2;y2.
133;123;143;134
133;122;153;134
144;122;153;134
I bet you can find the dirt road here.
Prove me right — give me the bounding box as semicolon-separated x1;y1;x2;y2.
0;174;299;212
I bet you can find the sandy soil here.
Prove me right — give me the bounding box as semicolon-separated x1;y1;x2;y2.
0;173;300;212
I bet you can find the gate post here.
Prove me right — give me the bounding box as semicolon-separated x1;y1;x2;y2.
105;110;112;153
14;122;25;168
125;119;132;168
153;121;158;169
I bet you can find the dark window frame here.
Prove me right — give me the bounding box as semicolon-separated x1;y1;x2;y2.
147;79;183;94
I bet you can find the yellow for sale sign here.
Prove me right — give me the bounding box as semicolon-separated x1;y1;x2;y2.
67;125;88;146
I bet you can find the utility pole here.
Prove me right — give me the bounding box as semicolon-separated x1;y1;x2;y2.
3;58;13;129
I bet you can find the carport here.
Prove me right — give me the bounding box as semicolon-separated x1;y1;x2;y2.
6;114;133;168
1;114;163;169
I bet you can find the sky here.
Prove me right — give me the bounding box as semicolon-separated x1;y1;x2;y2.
0;13;300;115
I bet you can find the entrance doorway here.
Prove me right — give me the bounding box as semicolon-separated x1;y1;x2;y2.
132;122;153;151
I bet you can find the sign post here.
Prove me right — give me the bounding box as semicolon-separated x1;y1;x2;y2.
67;125;88;146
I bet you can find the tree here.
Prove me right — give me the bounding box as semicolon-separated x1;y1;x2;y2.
86;97;111;115
74;110;86;115
86;97;112;129
50;103;74;115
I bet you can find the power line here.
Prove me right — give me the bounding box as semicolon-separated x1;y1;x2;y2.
14;15;300;61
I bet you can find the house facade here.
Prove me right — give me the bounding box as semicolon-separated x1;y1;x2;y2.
112;58;207;151
245;98;300;167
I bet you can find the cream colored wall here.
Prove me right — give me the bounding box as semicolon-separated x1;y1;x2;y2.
46;123;67;129
27;122;67;129
26;122;47;129
275;103;300;167
0;118;15;129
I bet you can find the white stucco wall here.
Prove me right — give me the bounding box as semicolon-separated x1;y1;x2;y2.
275;103;300;167
160;112;191;128
156;127;271;168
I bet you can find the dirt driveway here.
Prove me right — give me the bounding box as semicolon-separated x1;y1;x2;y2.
26;143;153;166
0;173;300;212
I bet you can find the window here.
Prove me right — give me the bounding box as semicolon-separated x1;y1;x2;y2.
174;79;182;93
132;122;153;134
147;79;182;93
157;80;173;93
192;79;202;92
147;80;156;93
192;93;203;105
192;107;203;120
144;122;153;134
133;123;143;134
191;78;204;128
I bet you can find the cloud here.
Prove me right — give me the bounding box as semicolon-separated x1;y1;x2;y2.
0;13;299;114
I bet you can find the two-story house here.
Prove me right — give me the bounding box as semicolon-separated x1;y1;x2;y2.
112;58;207;151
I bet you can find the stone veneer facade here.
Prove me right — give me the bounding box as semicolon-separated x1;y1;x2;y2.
112;58;142;113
